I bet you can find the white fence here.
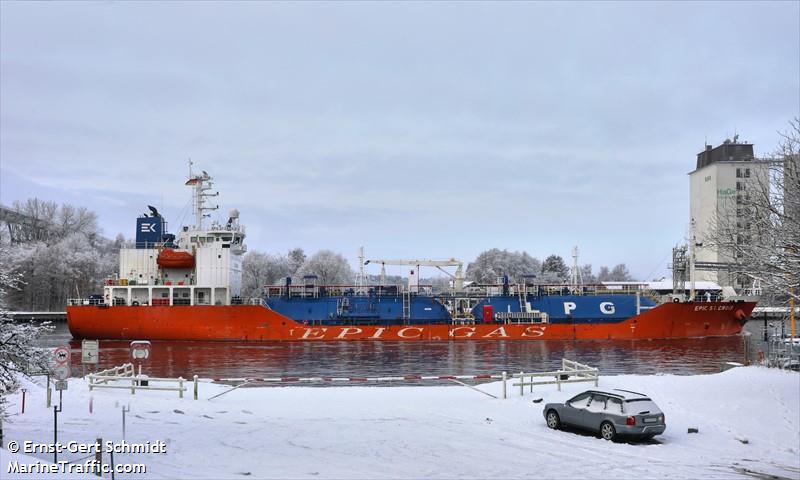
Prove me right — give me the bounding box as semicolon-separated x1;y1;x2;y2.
509;358;599;396
88;363;197;399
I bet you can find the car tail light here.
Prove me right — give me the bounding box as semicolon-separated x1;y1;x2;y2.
626;416;635;426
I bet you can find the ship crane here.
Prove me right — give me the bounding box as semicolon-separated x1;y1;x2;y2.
364;258;464;292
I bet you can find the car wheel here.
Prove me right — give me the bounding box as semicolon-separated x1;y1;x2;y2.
600;421;616;441
546;410;561;430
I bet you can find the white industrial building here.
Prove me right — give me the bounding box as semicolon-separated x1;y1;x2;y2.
688;137;769;288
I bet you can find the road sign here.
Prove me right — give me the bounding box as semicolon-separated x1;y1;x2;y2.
130;341;151;361
55;380;68;391
81;340;99;364
53;345;71;365
53;364;71;380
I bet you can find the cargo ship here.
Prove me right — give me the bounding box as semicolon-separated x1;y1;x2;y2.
66;168;757;342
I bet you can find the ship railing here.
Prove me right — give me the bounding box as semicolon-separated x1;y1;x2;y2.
104;278;197;287
262;284;436;298
510;358;599;395
495;311;549;324
67;298;106;306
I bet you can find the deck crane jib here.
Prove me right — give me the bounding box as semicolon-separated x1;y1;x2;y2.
363;258;465;293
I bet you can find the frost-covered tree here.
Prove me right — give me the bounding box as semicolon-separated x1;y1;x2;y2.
241;251;293;297
580;264;597;284
287;248;306;274
596;264;634;282
0;244;52;419
597;266;611;282
466;249;541;284
2;199;118;311
296;250;354;285
541;255;569;283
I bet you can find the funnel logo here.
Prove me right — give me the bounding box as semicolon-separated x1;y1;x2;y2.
140;223;156;233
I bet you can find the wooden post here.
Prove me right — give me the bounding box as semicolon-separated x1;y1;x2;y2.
179;377;184;398
193;375;199;400
519;371;524;396
94;437;102;476
501;371;507;399
131;377;136;395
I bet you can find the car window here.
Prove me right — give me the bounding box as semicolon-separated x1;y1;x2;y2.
625;399;660;414
568;392;591;408
587;394;606;412
606;397;623;413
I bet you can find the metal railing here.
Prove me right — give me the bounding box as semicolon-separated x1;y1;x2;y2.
88;363;196;398
510;359;599;395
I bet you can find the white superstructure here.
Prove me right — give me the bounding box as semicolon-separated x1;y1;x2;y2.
103;167;248;307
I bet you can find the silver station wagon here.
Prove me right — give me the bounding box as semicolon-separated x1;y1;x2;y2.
543;389;666;441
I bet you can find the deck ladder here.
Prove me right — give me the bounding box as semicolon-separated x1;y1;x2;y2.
402;289;411;324
518;284;528;313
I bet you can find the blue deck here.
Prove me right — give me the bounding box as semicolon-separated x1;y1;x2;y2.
263;292;656;326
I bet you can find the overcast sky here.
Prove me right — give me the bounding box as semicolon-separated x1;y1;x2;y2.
1;1;798;280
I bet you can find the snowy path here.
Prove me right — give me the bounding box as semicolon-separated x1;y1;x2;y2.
2;367;798;479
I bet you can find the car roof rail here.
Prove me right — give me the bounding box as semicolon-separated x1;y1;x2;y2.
613;388;648;397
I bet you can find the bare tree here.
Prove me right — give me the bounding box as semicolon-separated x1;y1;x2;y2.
296;250;354;285
710;118;799;303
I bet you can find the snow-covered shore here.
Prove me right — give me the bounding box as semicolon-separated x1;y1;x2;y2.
2;367;798;479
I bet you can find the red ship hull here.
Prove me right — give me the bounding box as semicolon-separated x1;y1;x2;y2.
66;301;756;341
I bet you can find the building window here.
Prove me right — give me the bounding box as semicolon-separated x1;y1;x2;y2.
736;168;742;178
745;168;751;178
736;181;744;191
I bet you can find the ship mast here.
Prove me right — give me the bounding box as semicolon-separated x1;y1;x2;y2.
571;246;582;286
187;159;219;230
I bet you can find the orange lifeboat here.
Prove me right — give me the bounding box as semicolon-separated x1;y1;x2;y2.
157;248;195;269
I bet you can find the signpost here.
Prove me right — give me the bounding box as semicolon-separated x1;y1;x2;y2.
130;341;151;361
53;364;71;381
53;345;71;365
81;340;99;364
50;345;70;463
130;341;151;376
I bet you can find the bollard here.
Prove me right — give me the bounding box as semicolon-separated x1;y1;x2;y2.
94;437;102;476
178;377;184;399
519;371;524;396
501;371;507;399
193;375;198;400
121;405;130;440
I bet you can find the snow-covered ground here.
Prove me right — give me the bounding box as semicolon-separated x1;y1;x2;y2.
2;367;798;479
